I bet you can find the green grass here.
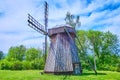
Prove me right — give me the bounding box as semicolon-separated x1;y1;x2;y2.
0;70;120;80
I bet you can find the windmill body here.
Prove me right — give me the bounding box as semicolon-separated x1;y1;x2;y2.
44;25;82;74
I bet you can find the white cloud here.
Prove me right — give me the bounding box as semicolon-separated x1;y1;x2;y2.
0;0;44;53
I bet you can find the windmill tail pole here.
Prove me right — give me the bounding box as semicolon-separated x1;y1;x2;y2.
75;32;97;75
44;1;48;62
64;26;82;74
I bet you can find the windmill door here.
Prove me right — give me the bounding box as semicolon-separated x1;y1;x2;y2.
74;64;80;74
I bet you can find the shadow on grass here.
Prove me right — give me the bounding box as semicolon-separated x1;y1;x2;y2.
40;72;106;80
62;72;107;80
63;75;67;80
81;72;106;76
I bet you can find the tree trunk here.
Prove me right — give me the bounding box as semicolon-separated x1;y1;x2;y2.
94;53;97;75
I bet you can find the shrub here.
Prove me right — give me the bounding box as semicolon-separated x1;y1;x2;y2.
30;58;45;70
0;58;45;70
109;66;116;71
0;61;1;69
0;60;23;70
11;61;22;70
22;61;32;70
81;61;91;70
116;63;120;72
0;60;12;70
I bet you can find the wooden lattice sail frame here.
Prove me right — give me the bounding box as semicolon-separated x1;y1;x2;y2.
44;25;82;74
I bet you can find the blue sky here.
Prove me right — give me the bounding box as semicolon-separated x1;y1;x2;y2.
0;0;120;53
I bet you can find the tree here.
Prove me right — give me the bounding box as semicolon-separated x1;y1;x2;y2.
102;31;120;55
25;48;41;61
65;12;81;28
7;45;26;61
0;51;4;60
87;30;103;74
99;31;120;67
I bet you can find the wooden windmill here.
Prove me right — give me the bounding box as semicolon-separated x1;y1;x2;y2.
28;2;82;74
44;25;82;74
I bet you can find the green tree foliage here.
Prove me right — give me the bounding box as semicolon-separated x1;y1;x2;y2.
25;48;41;61
0;51;4;60
25;48;44;70
76;30;88;57
117;62;120;72
98;31;120;70
7;45;26;61
0;60;12;70
101;31;120;55
30;58;44;70
0;46;44;70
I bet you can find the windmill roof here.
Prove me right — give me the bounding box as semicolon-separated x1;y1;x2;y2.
48;25;75;36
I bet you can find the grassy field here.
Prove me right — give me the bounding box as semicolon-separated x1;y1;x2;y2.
0;70;120;80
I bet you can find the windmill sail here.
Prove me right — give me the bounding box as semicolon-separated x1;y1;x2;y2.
28;14;48;35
